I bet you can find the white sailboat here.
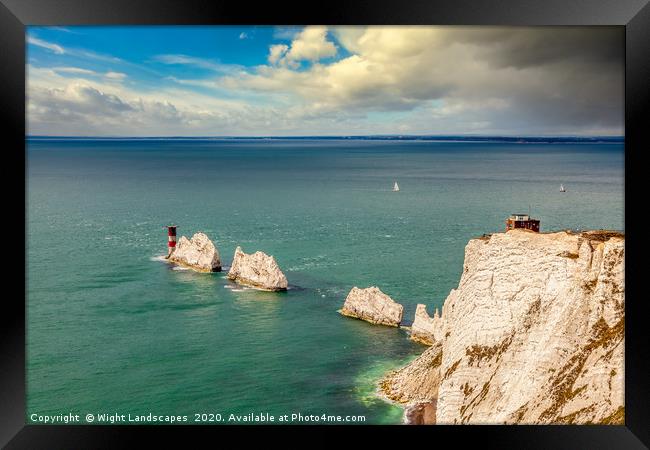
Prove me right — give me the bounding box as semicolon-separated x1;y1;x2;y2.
393;181;400;192
560;184;566;192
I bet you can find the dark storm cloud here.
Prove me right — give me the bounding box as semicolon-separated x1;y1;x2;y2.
432;27;624;134
447;27;623;70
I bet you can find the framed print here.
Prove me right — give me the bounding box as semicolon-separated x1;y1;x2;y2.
1;0;648;448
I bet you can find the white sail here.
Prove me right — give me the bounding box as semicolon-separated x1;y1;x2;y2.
393;181;400;192
560;184;566;192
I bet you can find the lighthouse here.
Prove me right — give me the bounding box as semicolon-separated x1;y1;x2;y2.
165;225;177;258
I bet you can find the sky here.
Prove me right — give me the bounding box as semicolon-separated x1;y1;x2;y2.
26;26;624;137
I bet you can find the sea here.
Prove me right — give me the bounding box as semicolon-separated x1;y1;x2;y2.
26;138;624;425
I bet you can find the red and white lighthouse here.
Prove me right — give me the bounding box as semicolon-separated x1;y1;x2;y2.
165;225;177;258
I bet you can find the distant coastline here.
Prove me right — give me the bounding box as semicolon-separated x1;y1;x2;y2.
27;135;624;144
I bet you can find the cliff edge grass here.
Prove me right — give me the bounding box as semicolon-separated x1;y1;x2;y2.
379;229;625;425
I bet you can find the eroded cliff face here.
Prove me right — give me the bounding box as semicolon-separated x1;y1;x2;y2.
380;229;624;425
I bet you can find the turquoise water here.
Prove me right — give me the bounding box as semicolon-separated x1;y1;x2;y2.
26;139;624;424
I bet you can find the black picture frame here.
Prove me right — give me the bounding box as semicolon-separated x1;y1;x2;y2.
2;0;648;447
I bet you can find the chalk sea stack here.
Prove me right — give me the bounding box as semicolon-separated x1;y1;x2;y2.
168;232;221;272
380;229;625;425
410;304;444;346
227;246;288;291
340;286;403;327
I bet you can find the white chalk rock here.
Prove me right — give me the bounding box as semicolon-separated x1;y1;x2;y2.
410;304;444;346
227;246;288;291
169;232;221;272
380;230;625;425
340;286;403;327
404;400;437;425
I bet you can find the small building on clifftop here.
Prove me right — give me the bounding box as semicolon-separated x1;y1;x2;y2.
505;214;540;232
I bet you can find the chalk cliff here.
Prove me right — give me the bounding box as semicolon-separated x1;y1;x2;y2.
340;286;404;327
227;246;288;291
168;232;221;272
380;229;624;425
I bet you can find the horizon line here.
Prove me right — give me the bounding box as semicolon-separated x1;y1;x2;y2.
27;134;624;140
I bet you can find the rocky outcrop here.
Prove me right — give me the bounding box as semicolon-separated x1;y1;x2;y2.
410;304;444;345
379;229;625;425
227;246;288;291
381;343;443;404
404;400;437;425
340;286;403;327
168;232;221;272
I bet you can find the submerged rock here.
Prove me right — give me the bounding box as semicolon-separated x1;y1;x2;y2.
227;246;288;291
169;232;221;272
339;286;403;327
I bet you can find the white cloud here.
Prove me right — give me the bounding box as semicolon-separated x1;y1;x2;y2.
105;71;127;80
267;44;289;65
48;67;127;82
27;36;128;66
26;27;623;136
267;26;337;67
153;54;242;74
284;26;337;62
154;54;219;69
27;36;65;54
52;67;96;75
75;49;123;64
27;65;282;136
218;26;622;135
48;26;74;33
